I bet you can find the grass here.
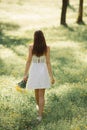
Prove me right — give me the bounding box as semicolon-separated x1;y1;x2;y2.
0;0;87;130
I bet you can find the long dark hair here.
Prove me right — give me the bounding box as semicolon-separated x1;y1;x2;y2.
32;30;47;57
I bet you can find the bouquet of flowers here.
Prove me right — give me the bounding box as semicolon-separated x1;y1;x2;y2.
15;77;28;92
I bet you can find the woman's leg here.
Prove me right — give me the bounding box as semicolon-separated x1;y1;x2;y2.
35;89;39;106
38;89;45;117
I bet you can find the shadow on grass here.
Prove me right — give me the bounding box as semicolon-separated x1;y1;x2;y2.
0;58;7;75
76;21;86;25
19;119;41;130
45;25;87;51
65;24;87;50
65;24;86;42
46;24;86;42
0;21;20;31
0;22;32;48
68;4;76;12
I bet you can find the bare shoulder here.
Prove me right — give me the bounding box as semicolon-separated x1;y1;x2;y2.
29;45;33;50
47;46;50;52
47;46;50;49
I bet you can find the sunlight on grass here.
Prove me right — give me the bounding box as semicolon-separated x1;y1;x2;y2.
11;45;28;57
50;41;79;48
0;1;60;30
0;45;27;78
0;45;26;63
78;52;87;63
0;45;16;59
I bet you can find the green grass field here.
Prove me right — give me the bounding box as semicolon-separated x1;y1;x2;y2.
0;0;87;130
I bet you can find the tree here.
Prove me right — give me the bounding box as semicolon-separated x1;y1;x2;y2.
60;0;68;26
67;0;70;6
77;0;84;24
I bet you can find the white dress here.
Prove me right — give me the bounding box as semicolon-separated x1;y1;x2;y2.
26;55;51;90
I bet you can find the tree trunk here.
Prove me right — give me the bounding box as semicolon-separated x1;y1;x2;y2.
77;0;84;23
67;0;69;6
60;0;68;26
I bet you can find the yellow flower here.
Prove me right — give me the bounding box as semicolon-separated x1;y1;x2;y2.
15;86;27;93
15;86;22;92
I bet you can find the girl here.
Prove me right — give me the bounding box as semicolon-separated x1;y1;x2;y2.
23;30;55;121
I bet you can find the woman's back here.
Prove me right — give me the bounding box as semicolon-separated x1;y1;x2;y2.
32;55;46;63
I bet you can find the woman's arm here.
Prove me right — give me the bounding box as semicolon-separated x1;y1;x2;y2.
46;46;55;84
23;45;32;81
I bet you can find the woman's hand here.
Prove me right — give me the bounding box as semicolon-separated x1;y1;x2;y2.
51;77;55;84
23;75;28;82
